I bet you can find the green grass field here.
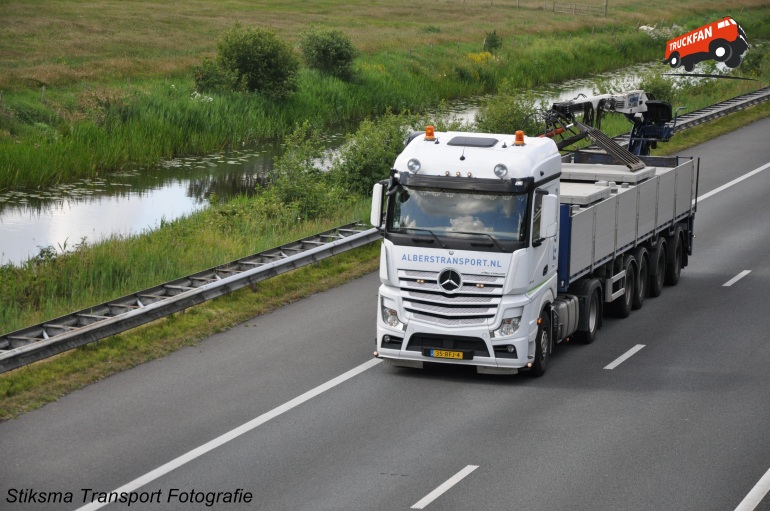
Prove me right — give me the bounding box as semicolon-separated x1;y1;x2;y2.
2;0;769;189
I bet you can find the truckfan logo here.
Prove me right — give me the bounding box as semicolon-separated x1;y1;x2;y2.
664;16;749;71
438;269;462;292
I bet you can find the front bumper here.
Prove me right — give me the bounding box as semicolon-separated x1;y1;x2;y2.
376;318;534;371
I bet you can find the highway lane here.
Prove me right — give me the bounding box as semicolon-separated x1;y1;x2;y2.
2;117;770;511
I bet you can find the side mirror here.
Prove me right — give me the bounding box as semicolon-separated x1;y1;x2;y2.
370;183;384;228
540;194;558;240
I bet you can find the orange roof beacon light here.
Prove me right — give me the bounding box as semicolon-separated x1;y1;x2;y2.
424;125;436;141
514;130;526;146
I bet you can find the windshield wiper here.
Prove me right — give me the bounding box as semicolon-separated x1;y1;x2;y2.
449;231;506;252
399;227;447;248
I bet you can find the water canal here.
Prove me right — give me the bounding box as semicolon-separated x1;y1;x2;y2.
0;62;662;265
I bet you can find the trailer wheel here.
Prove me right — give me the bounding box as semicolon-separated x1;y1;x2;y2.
531;313;551;377
611;255;636;318
575;289;599;344
665;228;683;286
649;241;666;297
632;248;648;310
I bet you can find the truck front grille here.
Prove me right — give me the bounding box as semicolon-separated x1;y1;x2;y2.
398;270;504;327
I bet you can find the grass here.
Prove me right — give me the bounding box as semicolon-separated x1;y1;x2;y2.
3;0;766;88
2;2;770;189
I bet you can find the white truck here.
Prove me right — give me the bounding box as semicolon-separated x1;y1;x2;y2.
370;127;697;376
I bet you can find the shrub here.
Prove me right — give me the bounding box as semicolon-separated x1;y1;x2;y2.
483;30;502;54
270;122;349;219
193;58;237;92
475;82;541;135
330;112;413;196
300;29;357;81
216;25;300;100
637;71;678;104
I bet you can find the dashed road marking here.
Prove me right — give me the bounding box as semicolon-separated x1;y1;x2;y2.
723;270;751;287
411;465;479;509
604;344;645;370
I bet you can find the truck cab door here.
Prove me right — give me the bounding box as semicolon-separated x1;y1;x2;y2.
529;189;559;290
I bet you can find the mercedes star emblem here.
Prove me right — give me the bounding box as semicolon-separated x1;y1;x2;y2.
438;269;462;292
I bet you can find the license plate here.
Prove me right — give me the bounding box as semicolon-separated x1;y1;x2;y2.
430;349;464;360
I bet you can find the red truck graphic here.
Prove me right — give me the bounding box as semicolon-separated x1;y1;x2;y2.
664;17;749;71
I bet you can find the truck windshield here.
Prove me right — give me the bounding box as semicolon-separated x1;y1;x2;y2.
387;186;528;242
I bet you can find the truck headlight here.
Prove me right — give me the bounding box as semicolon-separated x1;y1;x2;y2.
381;299;405;330
491;317;521;338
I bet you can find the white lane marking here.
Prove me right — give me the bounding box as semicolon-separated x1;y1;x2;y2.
735;467;770;511
73;358;382;511
723;270;751;287
698;162;770;203
411;465;479;510
603;344;645;370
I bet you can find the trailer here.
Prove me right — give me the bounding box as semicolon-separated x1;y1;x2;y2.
371;127;697;376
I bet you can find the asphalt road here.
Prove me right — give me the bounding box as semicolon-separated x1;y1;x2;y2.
2;118;770;511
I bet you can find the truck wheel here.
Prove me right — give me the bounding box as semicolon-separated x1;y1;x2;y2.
632;248;648;310
531;313;551;377
668;52;681;69
710;39;732;62
725;52;744;69
665;228;683;286
649;241;666;297
611;255;636;318
575;289;599;344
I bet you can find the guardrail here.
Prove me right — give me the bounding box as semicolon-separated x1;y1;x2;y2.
0;222;382;374
608;86;770;148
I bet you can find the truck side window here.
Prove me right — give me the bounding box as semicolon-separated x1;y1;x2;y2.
532;193;542;241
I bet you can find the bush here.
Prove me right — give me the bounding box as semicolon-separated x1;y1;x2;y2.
330;112;413;196
193;58;237;92
475;81;541;135
483;30;502;54
216;25;300;100
637;71;678;104
270;122;349;219
300;29;357;81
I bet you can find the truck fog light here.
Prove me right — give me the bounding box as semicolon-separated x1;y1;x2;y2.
491;317;521;338
507;345;515;353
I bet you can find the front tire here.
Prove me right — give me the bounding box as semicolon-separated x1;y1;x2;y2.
575;290;599;344
531;313;551;377
710;39;732;62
